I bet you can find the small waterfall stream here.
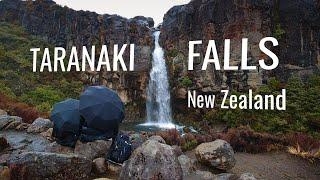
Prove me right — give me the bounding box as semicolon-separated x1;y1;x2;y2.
144;31;175;129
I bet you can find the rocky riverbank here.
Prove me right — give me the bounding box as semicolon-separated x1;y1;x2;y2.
1;110;320;180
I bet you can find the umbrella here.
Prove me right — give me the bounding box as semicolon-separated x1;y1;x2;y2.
79;86;125;134
51;98;81;139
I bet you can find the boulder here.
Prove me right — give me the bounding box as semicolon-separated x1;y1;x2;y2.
15;123;30;131
195;139;236;170
239;173;257;180
93;158;106;174
27;118;53;133
0;109;7;116
74;140;112;160
119;140;183;180
0;116;22;130
8;152;92;180
0;136;9;152
178;155;196;177
106;160;121;175
172;145;183;156
148;135;166;144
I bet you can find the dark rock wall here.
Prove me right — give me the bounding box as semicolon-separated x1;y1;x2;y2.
0;0;319;120
0;0;155;121
160;0;320;115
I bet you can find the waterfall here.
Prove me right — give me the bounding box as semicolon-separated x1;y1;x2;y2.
145;31;175;129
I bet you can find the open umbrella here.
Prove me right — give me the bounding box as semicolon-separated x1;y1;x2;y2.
79;86;125;135
51;98;81;146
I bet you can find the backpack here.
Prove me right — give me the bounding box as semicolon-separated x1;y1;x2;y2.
107;134;132;163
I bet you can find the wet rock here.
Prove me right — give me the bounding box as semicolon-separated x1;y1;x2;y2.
0;109;7;116
172;145;183;156
74;140;112;160
45;142;74;154
0;136;9;152
0;131;52;153
195;139;236;170
119;140;183;180
40;128;53;140
15;123;30;131
148;135;166;144
178;155;196;177
0;116;22;130
93;158;106;174
8;152;92;180
27;118;53;133
239;173;257;180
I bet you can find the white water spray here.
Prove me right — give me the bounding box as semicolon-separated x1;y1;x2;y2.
144;31;175;129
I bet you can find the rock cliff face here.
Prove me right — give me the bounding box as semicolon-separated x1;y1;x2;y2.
0;0;319;120
0;0;154;121
160;0;320;115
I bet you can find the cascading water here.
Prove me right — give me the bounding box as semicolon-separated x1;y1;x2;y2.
144;31;175;129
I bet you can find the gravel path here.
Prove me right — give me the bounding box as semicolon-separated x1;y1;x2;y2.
232;152;320;180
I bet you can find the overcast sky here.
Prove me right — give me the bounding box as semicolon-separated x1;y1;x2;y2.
54;0;190;25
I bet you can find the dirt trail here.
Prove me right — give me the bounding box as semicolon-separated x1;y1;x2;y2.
231;152;320;180
185;151;320;180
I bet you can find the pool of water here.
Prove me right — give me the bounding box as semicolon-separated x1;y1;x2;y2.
120;120;197;134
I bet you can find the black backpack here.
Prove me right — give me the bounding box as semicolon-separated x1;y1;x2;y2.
107;134;132;163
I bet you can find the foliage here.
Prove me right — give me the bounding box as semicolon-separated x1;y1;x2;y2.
286;133;320;161
180;77;193;87
219;126;285;153
202;75;320;137
0;22;83;113
274;24;286;39
167;49;179;58
0;93;43;123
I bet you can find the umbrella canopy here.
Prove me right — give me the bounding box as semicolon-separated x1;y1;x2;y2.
51;98;81;138
79;86;125;132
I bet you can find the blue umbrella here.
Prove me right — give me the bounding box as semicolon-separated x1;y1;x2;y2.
79;86;125;134
51;98;81;146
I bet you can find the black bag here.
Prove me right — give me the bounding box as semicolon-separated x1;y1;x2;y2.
107;134;132;163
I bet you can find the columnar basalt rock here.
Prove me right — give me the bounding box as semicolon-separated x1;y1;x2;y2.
160;0;320;116
0;0;154;121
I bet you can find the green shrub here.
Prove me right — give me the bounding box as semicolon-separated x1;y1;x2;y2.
180;77;193;87
274;24;286;39
36;102;52;113
201;75;320;137
0;22;84;113
20;86;64;108
181;140;198;151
